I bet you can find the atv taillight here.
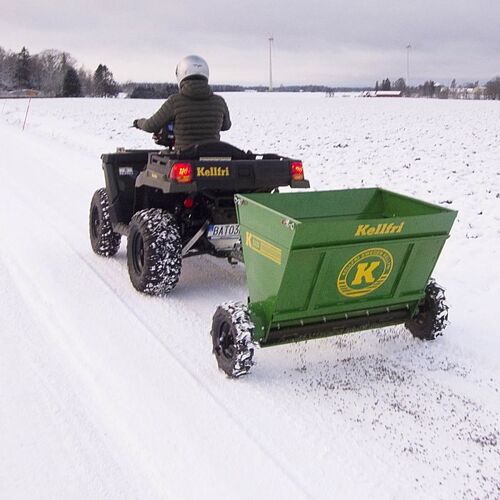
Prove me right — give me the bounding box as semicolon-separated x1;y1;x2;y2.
170;162;193;183
291;161;304;181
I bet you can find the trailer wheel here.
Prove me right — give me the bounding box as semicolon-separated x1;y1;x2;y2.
211;302;256;377
127;209;182;295
89;188;121;256
405;279;449;340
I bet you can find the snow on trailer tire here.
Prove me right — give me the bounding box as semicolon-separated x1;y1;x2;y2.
89;188;121;257
127;209;182;296
211;302;256;377
405;279;449;340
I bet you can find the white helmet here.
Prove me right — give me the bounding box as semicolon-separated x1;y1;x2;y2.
175;55;209;85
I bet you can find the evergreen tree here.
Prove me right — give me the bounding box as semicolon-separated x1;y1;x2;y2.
62;67;82;97
422;80;436;97
15;46;32;89
93;64;119;97
381;78;391;91
375;80;379;91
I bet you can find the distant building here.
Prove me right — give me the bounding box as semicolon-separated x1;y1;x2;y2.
375;90;402;97
362;90;402;98
451;86;485;100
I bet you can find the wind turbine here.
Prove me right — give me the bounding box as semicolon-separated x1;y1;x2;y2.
268;35;274;92
406;43;412;89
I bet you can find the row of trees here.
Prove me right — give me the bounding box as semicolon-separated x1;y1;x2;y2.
0;46;119;97
374;76;500;99
375;78;407;92
122;82;178;99
123;82;339;97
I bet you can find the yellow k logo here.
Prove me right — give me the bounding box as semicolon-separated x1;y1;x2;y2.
338;248;393;298
351;261;380;285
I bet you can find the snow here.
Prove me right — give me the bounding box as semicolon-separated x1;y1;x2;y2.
1;95;499;499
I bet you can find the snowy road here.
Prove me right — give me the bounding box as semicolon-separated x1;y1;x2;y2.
1;96;499;499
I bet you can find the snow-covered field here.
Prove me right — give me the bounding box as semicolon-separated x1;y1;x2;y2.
1;94;499;499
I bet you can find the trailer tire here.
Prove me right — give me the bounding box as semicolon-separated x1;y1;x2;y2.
405;279;448;340
211;302;256;377
127;209;182;295
89;188;121;256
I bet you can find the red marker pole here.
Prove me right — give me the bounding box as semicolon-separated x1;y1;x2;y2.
22;97;32;131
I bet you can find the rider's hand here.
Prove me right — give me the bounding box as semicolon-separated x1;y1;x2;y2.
133;119;139;128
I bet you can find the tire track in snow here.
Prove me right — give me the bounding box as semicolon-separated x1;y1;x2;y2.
0;256;153;500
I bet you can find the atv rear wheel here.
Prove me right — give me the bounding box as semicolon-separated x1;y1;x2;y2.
89;188;121;256
405;279;448;340
211;302;256;377
127;209;182;295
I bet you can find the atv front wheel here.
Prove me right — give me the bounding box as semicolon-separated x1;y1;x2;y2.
127;209;182;295
405;279;449;340
211;302;256;377
89;188;121;256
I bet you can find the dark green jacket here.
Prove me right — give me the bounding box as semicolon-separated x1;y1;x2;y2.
136;79;231;150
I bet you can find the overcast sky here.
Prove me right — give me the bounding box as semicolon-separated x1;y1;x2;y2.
1;0;499;86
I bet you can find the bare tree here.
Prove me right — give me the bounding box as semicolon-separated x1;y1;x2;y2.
393;78;406;91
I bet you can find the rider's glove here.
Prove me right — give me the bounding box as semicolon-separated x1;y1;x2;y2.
133;119;139;128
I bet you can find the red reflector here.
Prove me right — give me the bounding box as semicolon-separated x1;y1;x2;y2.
291;161;304;181
170;162;193;183
183;197;194;209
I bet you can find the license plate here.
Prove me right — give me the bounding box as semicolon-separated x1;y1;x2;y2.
207;224;240;240
118;167;135;176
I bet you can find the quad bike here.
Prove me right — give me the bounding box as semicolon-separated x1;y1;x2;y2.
89;133;309;295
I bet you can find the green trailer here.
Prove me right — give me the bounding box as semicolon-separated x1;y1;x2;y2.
210;188;457;377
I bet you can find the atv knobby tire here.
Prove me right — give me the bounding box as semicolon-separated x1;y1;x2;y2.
211;302;256;377
405;279;448;340
89;188;121;257
127;209;182;296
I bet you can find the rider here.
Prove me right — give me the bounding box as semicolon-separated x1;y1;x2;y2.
133;55;231;151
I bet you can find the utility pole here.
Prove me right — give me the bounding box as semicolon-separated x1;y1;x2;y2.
406;43;412;91
268;35;274;92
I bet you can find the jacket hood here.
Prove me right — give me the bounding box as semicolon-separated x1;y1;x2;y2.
179;79;213;100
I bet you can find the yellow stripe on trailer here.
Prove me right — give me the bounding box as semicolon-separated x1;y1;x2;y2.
244;231;282;265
